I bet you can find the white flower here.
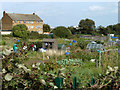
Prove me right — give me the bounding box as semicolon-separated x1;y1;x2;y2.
108;66;114;71
60;68;65;71
32;64;35;68
17;64;31;72
90;59;95;62
2;69;7;73
40;79;46;85
49;82;54;87
36;63;41;66
37;67;40;70
54;86;58;89
10;59;14;61
106;70;109;74
114;66;118;71
44;72;47;74
5;73;13;81
60;73;65;77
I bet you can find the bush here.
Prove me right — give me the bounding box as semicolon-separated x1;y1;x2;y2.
43;24;51;32
2;34;13;37
76;40;89;49
52;26;72;38
29;31;40;39
39;34;51;39
12;24;30;39
2;40;7;45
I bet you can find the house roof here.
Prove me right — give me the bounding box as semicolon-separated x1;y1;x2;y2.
7;13;42;21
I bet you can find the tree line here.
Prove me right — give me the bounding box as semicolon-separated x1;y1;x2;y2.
12;18;120;39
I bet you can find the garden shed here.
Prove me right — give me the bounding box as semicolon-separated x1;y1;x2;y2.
42;39;58;50
86;41;104;51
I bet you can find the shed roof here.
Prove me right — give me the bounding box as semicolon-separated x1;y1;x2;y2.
42;39;57;42
7;13;42;21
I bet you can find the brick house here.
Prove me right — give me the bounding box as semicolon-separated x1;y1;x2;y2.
1;11;43;34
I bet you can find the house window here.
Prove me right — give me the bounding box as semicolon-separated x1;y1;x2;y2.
35;21;37;23
38;26;41;28
31;21;34;23
14;20;18;23
19;21;21;23
23;20;26;23
38;21;41;23
38;31;41;34
35;26;37;28
28;21;29;23
31;26;34;29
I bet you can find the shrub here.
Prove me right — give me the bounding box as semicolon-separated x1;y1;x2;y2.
52;26;72;38
2;40;7;45
76;40;89;49
12;24;30;39
43;24;51;32
39;34;51;39
29;31;40;39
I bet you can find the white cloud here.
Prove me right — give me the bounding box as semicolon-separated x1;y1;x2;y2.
89;6;104;11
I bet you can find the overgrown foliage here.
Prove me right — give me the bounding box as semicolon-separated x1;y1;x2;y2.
43;24;51;32
12;24;30;39
52;26;72;38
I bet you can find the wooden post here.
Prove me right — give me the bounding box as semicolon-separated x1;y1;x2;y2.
99;50;101;68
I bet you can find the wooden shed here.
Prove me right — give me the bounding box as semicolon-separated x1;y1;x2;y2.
42;39;58;50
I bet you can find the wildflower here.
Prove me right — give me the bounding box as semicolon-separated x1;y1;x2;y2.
108;66;114;71
40;79;46;85
114;66;118;71
32;64;35;68
54;86;58;89
60;68;65;71
5;73;13;81
49;82;54;87
2;69;7;74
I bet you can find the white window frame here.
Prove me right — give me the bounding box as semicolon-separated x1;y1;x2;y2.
38;26;41;28
31;26;34;29
31;21;34;23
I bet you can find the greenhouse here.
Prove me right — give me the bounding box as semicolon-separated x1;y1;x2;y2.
86;41;104;51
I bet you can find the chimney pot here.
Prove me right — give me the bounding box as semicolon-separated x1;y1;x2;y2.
33;13;35;15
3;11;5;16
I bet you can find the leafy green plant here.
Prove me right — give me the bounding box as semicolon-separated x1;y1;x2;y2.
2;40;7;45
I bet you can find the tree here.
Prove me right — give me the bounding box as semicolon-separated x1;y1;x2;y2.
97;26;108;35
29;31;40;39
43;24;51;32
12;24;30;38
78;18;95;34
68;26;77;35
113;24;120;35
52;26;72;38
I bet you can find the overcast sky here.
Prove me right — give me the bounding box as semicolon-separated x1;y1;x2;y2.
0;2;118;28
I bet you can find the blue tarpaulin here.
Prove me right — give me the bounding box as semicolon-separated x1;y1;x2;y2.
65;52;70;55
111;37;118;39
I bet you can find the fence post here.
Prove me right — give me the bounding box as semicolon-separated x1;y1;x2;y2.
73;77;77;88
98;49;101;68
91;77;95;85
55;77;63;89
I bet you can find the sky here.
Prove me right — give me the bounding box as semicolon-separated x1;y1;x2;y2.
0;2;118;28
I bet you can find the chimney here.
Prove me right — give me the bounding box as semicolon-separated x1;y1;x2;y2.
3;11;5;17
33;13;35;15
